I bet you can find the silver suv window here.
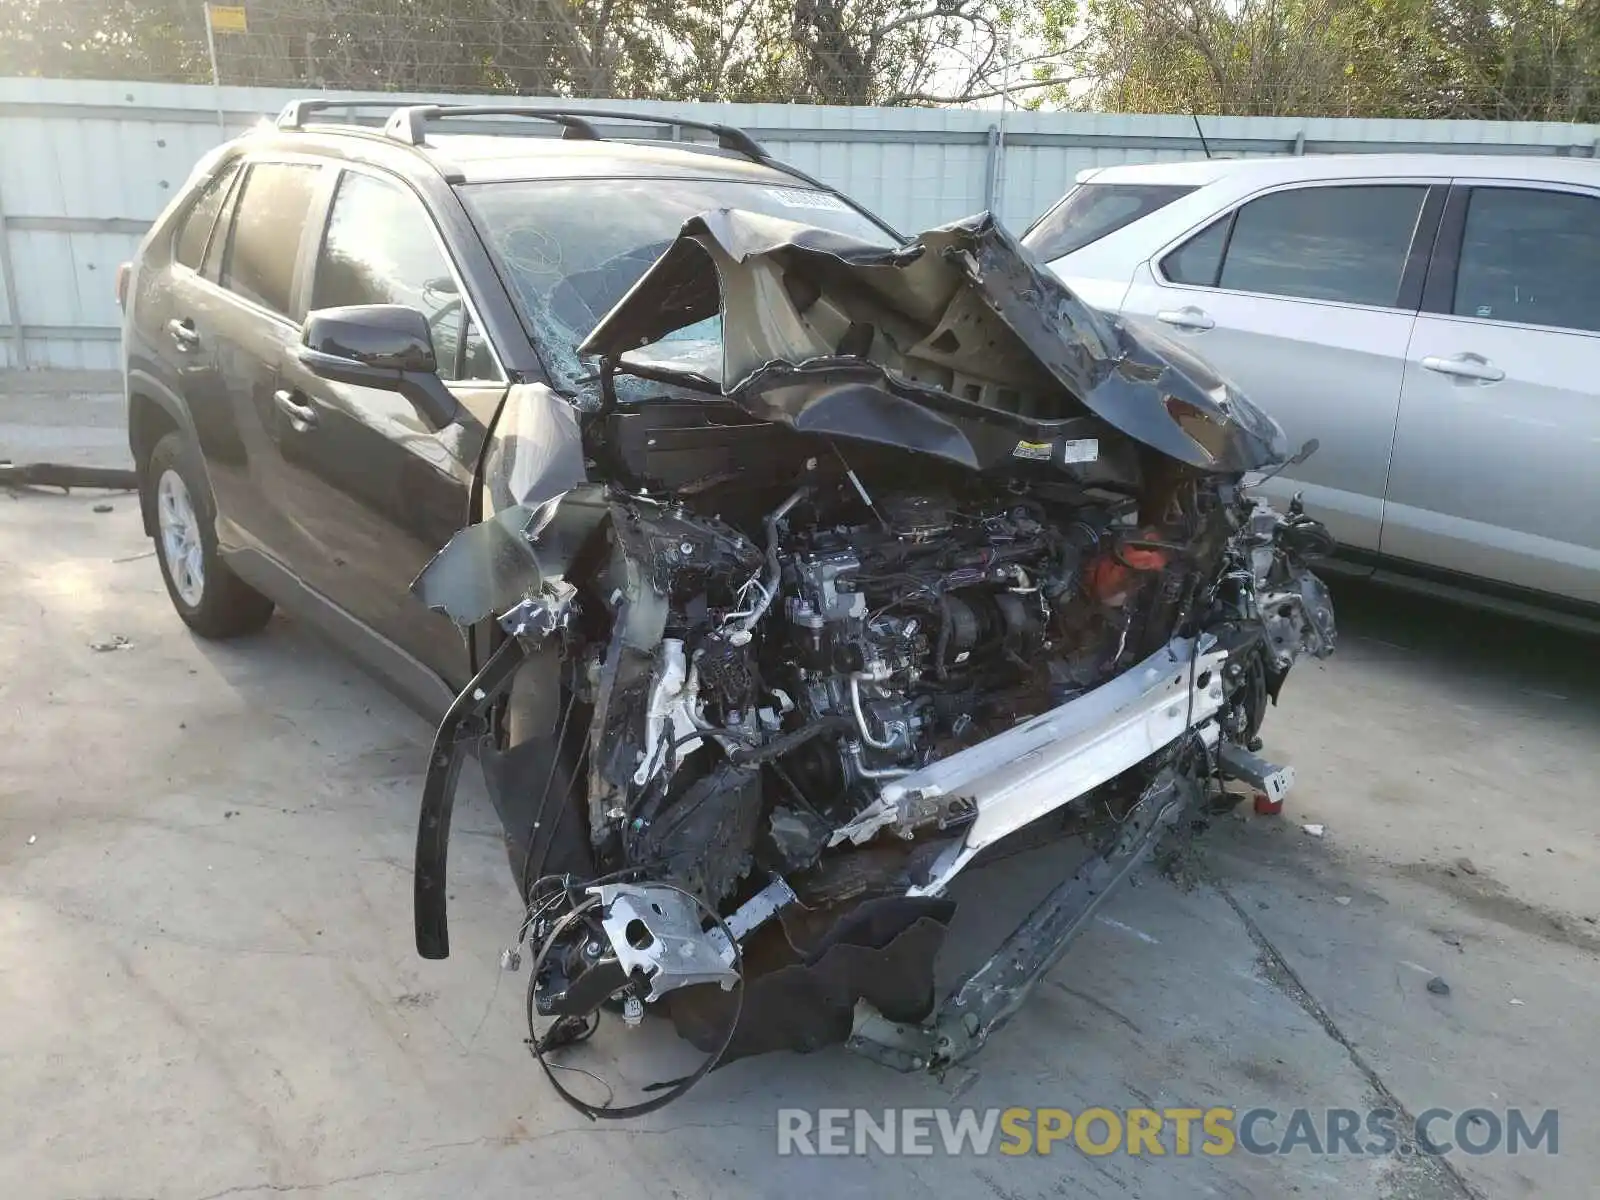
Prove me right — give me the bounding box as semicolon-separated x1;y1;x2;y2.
1164;184;1427;308
1023;183;1194;262
1453;187;1600;334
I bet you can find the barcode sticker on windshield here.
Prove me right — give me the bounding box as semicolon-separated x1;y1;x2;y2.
764;187;852;212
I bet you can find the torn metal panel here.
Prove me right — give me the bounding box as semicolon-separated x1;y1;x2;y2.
479;381;589;515
666;897;956;1065
581;210;1290;473
410;382;596;626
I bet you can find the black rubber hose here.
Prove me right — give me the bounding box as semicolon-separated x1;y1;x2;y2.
727;716;853;766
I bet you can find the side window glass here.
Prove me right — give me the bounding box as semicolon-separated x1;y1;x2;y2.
1023;183;1195;262
1214;185;1426;307
174;160;241;270
219;162;322;317
200;174;240;282
1161;217;1229;286
1454;188;1600;334
312;171;499;382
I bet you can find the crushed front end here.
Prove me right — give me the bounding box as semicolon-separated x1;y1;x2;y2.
409;212;1336;1115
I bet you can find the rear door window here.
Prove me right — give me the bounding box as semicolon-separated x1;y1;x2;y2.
1023;183;1195;262
219;162;323;317
174;160;241;271
1164;185;1426;307
1452;187;1600;333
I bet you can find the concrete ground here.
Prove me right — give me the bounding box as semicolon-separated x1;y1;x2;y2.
1;371;130;471
2;483;1596;1199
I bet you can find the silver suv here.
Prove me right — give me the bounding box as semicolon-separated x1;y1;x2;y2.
1024;154;1600;622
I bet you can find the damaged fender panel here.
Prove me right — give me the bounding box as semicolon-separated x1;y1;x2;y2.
580;209;1290;473
411;382;594;626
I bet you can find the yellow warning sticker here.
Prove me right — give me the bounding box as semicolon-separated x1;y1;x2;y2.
1012;440;1053;461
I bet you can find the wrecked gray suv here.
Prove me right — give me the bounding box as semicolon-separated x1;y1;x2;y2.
410;180;1336;1113
127;102;1334;1118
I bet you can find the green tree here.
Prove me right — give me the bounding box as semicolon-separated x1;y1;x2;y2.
1050;0;1600;119
0;0;1072;106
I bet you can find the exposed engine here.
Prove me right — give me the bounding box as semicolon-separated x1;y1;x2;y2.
593;465;1214;907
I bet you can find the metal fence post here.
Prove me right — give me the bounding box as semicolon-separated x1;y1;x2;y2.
0;176;26;369
983;123;1001;213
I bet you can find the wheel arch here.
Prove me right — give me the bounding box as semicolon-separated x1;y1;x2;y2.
127;370;209;537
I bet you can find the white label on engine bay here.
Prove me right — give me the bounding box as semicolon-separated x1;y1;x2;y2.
1061;438;1099;463
764;187;852;212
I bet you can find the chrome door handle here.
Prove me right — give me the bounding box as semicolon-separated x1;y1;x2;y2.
166;318;200;351
1156;307;1215;331
273;388;318;430
1421;354;1504;383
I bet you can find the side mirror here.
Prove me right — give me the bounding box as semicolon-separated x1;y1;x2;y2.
296;304;461;430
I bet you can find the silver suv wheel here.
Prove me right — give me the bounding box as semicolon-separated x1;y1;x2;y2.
156;467;205;606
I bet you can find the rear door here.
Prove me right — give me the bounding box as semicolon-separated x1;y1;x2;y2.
269;166;507;686
1383;181;1600;605
143;158;249;535
193;157;328;562
1119;181;1444;552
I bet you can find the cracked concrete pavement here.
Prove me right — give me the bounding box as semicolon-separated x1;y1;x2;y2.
2;489;1595;1199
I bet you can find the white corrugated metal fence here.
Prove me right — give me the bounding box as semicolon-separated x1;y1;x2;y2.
2;76;1597;370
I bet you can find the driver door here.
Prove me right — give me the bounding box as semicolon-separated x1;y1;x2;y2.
270;166;506;691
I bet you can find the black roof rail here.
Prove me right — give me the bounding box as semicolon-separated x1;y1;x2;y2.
276;98;428;130
273;98;900;240
382;104;767;160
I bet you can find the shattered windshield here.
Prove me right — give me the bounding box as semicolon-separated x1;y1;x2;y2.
462;178;898;403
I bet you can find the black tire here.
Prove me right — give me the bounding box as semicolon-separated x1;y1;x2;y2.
145;431;275;639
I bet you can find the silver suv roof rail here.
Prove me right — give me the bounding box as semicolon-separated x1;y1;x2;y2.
275;99;430;130
380;104;768;161
268;98;900;239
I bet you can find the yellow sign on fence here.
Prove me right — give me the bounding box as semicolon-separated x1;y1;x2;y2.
206;4;248;34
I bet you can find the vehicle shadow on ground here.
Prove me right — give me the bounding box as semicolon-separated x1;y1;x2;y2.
1323;575;1600;710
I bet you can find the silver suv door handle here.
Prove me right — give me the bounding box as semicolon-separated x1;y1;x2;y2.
1421;354;1504;383
273;388;319;430
1156;307;1215;331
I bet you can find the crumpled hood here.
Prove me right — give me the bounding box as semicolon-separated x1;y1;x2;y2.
580;210;1289;473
